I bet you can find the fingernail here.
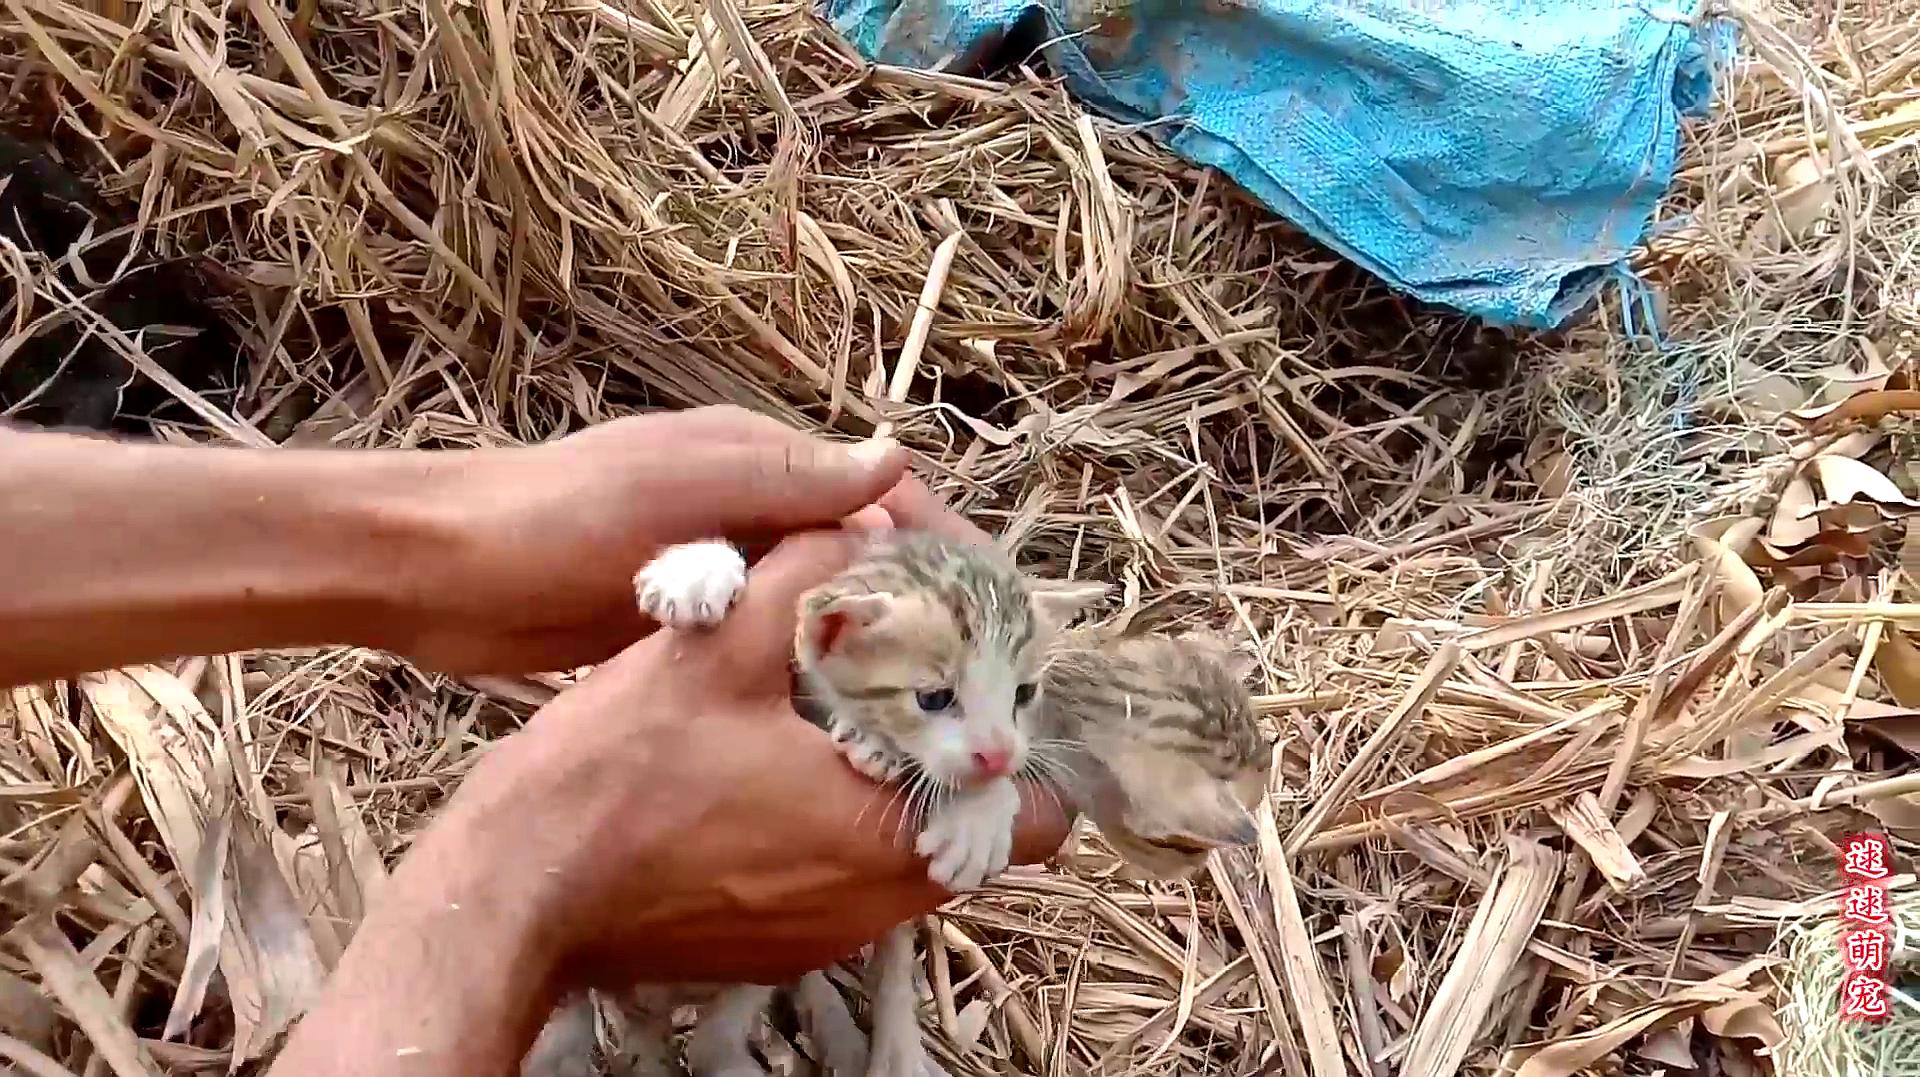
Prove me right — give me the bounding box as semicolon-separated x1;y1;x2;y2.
848;438;899;468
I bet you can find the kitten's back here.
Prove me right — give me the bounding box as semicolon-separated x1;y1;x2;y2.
1042;631;1265;772
1040;631;1269;874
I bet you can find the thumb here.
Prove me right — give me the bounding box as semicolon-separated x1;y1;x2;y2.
657;438;908;540
704;528;870;694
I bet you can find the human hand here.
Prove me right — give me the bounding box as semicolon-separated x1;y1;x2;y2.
380;406;911;676
873;472;994;546
411;526;1072;987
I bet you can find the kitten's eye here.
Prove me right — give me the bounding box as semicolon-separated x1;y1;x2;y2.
916;688;956;712
1013;682;1037;706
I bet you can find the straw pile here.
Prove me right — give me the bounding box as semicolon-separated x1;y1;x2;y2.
3;0;1920;1073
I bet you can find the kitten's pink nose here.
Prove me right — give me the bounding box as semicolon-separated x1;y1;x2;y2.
971;749;1013;778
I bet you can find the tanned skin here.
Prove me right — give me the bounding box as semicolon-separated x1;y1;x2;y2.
0;410;1070;1077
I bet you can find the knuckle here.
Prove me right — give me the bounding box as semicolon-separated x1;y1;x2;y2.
690;402;749;422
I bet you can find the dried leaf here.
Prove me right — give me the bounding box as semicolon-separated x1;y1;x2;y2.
162;802;232;1041
1765;477;1821;548
1863;792;1920;842
1746;528;1872;568
1635;1021;1696;1068
1688;519;1765;624
1812;455;1920;514
1799;387;1920;433
1877;629;1920;707
1699;993;1783;1048
1842;713;1920;756
1816;501;1894;534
1514;959;1776;1077
1547;794;1646;893
84;667;325;1064
1399;838;1561;1077
1772;154;1833;242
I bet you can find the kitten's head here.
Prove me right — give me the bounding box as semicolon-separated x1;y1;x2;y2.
1079;634;1269;880
795;532;1093;789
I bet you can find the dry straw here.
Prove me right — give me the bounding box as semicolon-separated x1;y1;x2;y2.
1777;895;1920;1077
2;0;1919;1074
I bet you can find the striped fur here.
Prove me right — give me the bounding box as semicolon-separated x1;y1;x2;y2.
794;530;1085;793
1037;629;1269;879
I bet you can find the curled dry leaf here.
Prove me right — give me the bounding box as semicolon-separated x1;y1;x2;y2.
1513;959;1779;1077
1745;530;1870;570
1633;1021;1696;1069
1688;517;1766;625
1810;455;1920;516
1772;153;1834;242
1764;477;1821;550
1861;791;1920;843
1817;501;1894;535
1698;993;1784;1048
1875;629;1920;708
1805;355;1897;412
1797;387;1920;434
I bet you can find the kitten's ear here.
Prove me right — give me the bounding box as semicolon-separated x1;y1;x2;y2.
1030;582;1106;633
798;592;895;660
1179;628;1259;683
1222;648;1260;685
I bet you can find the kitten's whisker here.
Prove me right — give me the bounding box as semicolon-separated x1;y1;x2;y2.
874;777;915;843
1041;779;1071;823
1022;748;1079;788
1032;767;1073;815
895;767;931;836
906;773;948;847
856;779;905;839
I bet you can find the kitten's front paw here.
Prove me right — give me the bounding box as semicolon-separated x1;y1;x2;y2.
633;540;747;629
831;721;905;782
915;780;1020;892
865;1023;929;1077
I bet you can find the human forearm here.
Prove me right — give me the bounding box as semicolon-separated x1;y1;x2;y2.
0;427;446;686
266;789;568;1077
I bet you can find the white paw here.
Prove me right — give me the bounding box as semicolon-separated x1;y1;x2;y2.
865;1025;928;1077
915;780;1020;892
633;541;747;629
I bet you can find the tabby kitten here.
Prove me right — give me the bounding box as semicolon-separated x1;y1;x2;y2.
636;529;1088;891
1037;628;1269;878
526;532;1270;1077
619;529;1084;1077
841;627;1271;1077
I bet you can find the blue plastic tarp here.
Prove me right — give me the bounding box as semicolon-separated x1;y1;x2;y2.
821;0;1733;331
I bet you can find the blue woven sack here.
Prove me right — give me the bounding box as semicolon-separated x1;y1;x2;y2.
822;0;1733;331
